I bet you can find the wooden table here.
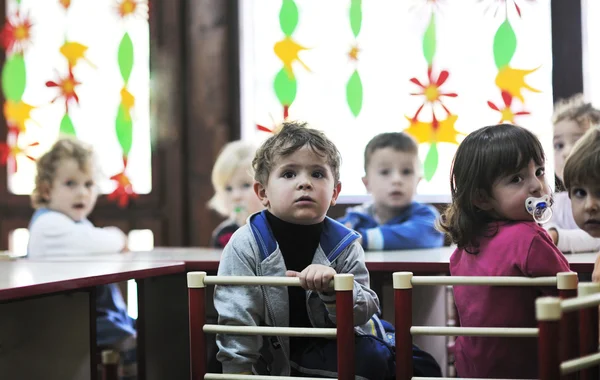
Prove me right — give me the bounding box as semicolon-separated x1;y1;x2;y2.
0;260;185;380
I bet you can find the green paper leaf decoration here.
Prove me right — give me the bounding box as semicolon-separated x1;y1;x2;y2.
493;19;517;69
2;55;27;102
423;13;436;66
118;33;135;83
350;0;362;38
274;68;297;106
424;143;438;181
59;114;76;136
116;104;133;156
279;0;299;37
346;70;363;117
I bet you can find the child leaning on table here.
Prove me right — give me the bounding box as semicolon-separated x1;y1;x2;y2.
27;138;137;380
338;132;444;250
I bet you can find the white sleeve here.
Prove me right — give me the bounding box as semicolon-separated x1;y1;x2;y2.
28;212;126;257
554;227;600;254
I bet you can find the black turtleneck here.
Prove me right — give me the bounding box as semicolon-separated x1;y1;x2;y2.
265;211;323;349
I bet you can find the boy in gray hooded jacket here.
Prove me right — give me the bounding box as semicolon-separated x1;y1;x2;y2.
213;121;396;379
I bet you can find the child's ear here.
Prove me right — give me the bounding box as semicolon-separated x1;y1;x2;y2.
330;182;342;206
39;182;51;202
253;181;270;207
472;190;493;211
361;176;369;192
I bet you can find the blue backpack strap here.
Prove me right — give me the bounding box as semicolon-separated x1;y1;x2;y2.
320;217;360;262
248;210;278;260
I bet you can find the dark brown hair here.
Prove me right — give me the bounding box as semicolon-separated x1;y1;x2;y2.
363;132;418;172
437;124;546;252
252;120;342;185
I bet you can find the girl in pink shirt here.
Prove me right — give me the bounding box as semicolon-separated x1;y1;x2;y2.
438;124;571;379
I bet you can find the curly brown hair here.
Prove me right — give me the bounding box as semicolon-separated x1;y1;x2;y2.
31;138;95;208
553;93;600;128
252;121;342;185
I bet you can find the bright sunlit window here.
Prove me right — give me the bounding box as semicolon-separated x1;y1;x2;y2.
239;0;555;203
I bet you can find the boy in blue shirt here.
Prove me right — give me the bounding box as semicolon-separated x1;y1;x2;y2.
339;132;444;250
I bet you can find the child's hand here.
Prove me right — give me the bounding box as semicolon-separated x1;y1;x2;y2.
106;227;128;253
286;264;336;292
592;252;600;282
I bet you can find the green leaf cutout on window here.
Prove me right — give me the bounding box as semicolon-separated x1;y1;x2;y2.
118;33;135;83
346;70;363;117
274;68;297;106
350;0;362;38
2;55;26;102
423;13;436;66
424;143;438;181
59;114;76;136
279;0;299;37
493;19;517;69
115;104;133;156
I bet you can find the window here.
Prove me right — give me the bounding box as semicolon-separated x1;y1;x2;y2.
583;0;600;107
239;0;554;202
2;0;151;201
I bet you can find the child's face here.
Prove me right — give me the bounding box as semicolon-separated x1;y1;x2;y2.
222;165;263;219
45;158;98;222
554;119;588;181
254;145;341;225
569;184;600;237
362;148;420;212
480;160;549;221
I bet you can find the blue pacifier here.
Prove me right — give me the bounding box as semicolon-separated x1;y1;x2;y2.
525;195;553;224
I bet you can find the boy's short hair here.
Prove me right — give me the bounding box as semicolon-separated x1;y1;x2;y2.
563;126;600;191
253;121;342;185
363;132;419;172
32;138;95;208
208;140;257;216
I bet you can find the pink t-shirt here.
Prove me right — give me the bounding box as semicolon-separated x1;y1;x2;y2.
450;221;571;379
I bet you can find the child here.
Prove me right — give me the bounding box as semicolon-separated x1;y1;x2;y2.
438;124;571;379
546;94;600;253
213;121;440;379
208;140;263;248
27;138;136;380
338;132;444;250
563;126;600;281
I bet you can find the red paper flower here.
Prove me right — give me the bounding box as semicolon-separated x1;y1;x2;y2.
108;158;138;208
0;137;38;173
487;90;530;123
0;12;33;53
410;67;457;117
46;71;81;112
116;0;148;19
479;0;536;18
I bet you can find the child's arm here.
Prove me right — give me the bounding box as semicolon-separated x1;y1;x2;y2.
547;227;600;253
29;212;126;256
316;241;380;326
359;205;444;250
214;235;264;374
524;232;572;295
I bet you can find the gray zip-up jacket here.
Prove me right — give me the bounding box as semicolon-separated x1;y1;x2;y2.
214;211;381;375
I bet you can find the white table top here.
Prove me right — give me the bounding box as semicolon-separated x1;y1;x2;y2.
0;260;185;301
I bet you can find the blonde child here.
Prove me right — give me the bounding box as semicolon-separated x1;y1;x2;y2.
563;126;600;281
208;140;263;248
546;94;600;253
27;138;136;380
438;124;571;379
